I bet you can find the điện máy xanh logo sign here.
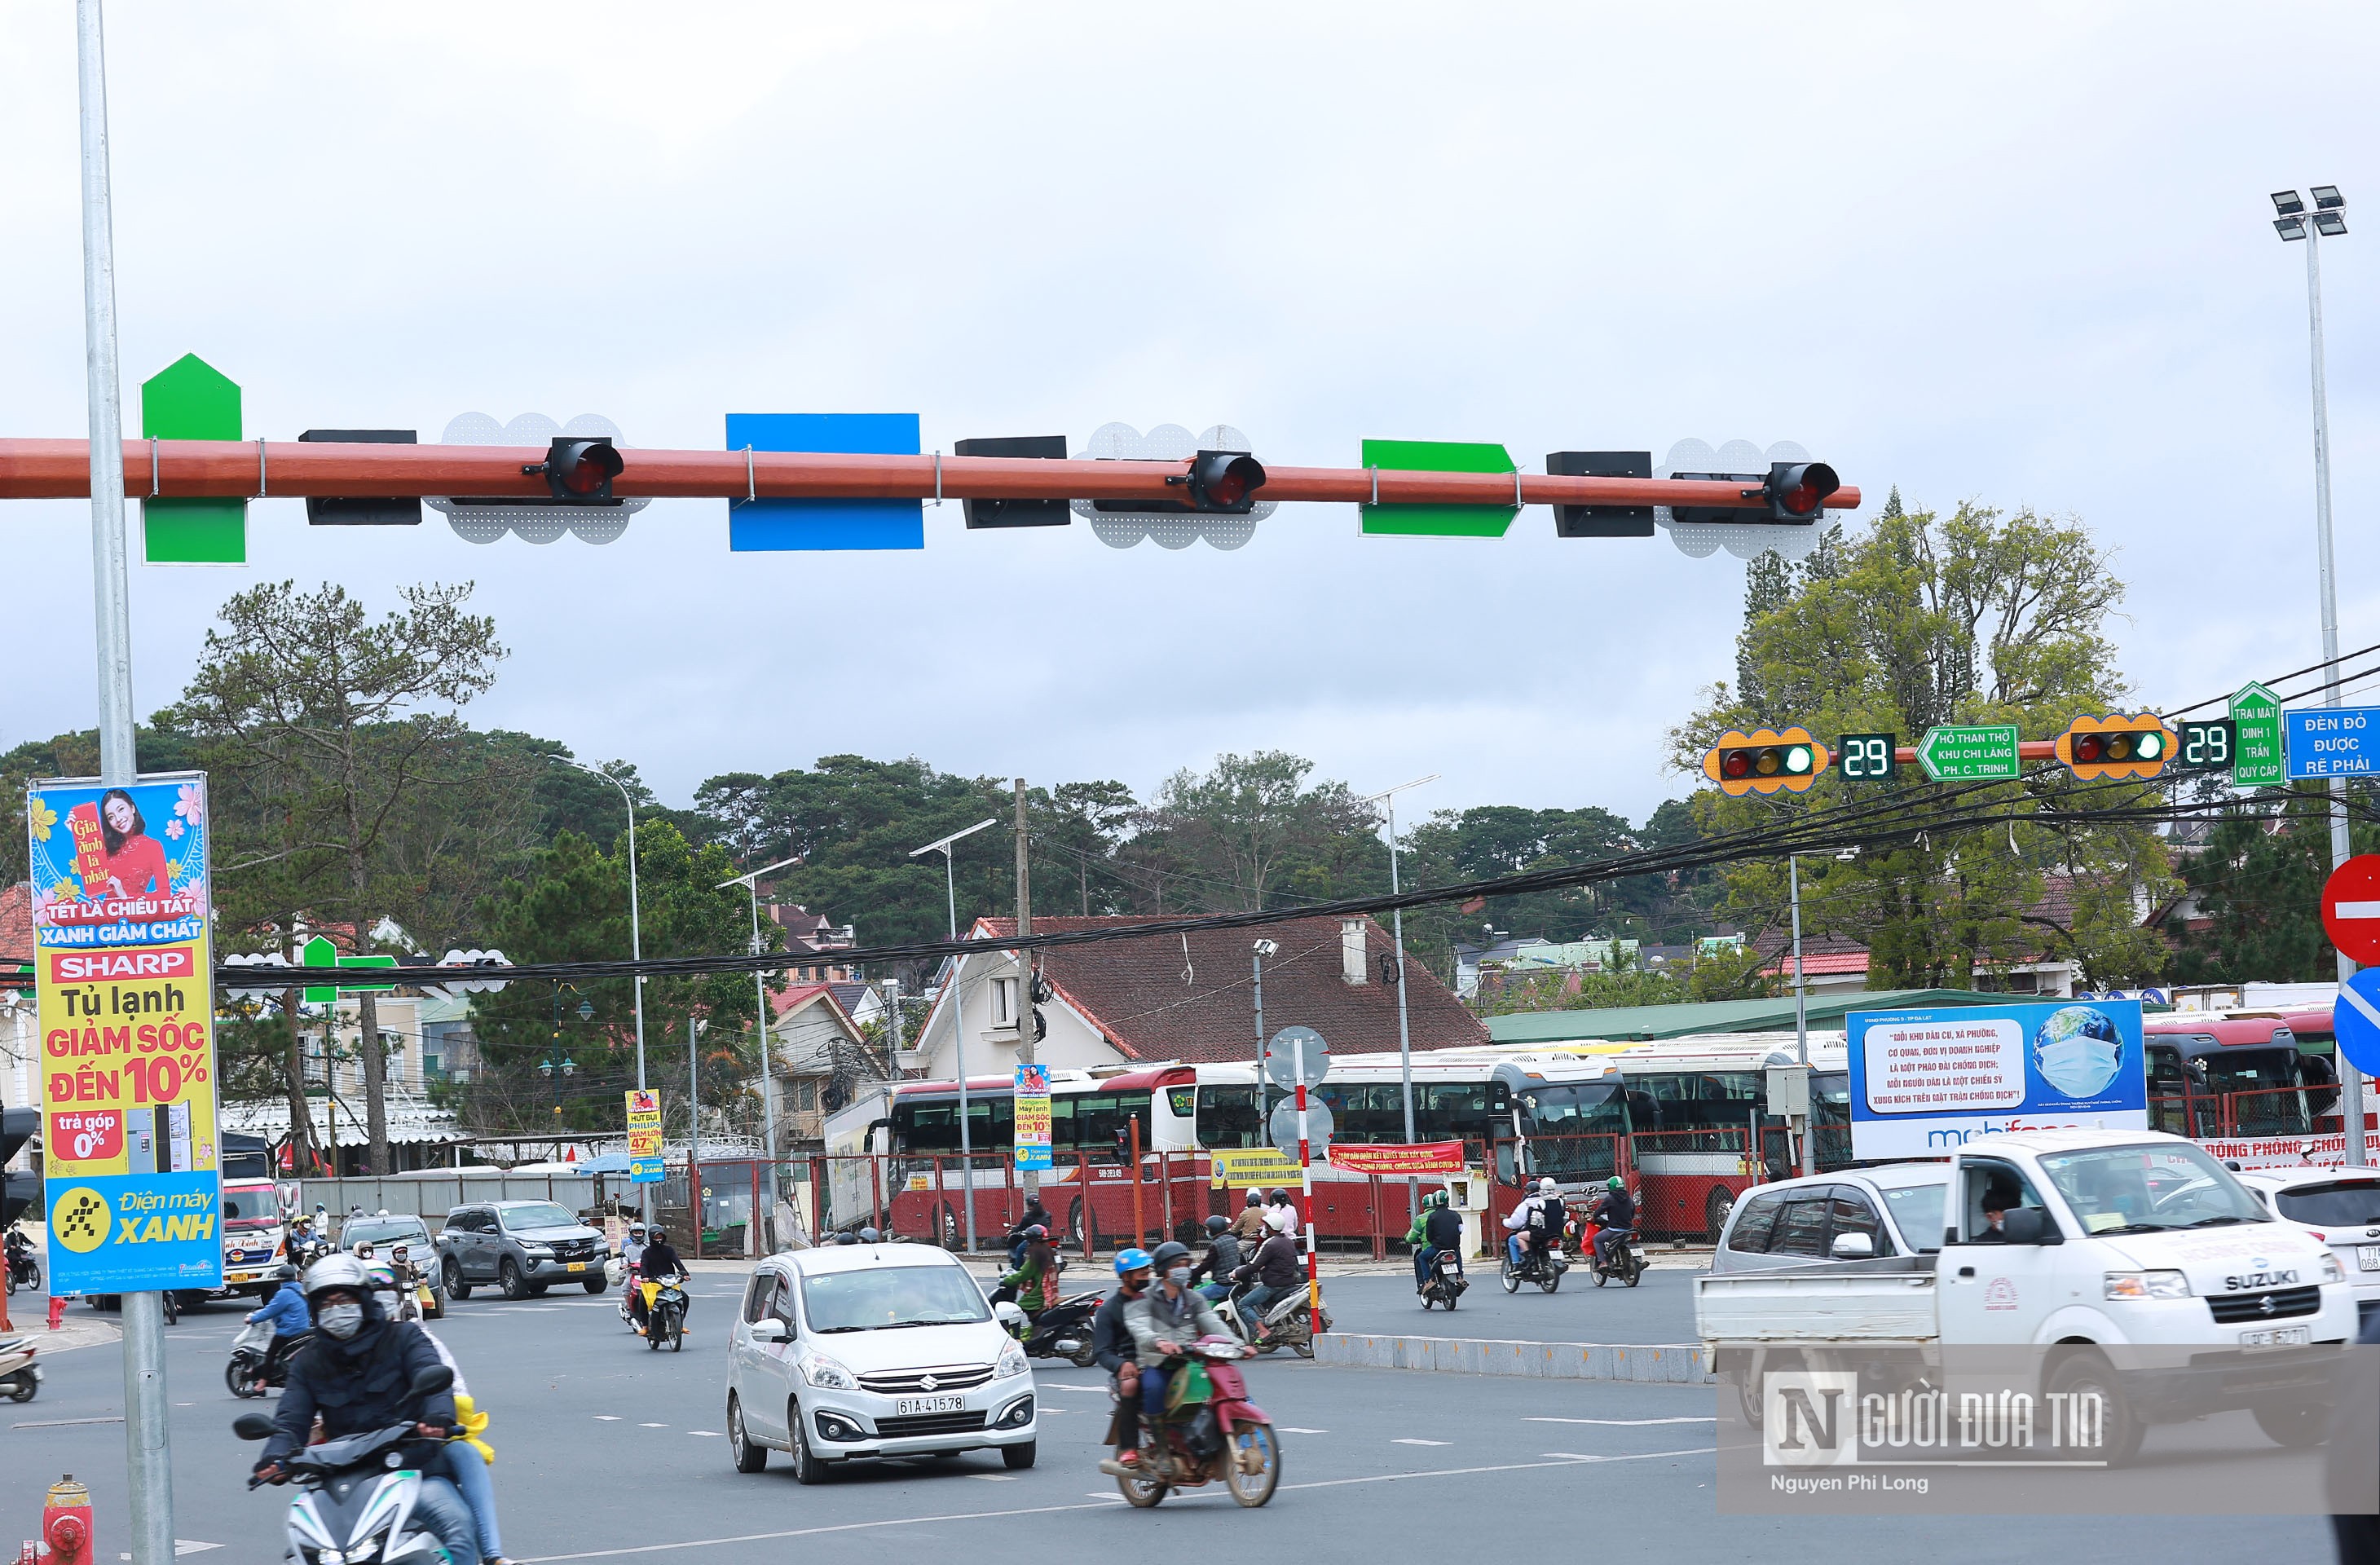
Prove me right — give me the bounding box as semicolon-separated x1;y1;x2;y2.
26;773;224;1294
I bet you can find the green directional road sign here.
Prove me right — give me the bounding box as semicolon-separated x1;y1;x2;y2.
141;353;246;565
1358;439;1517;538
2230;681;2285;787
1917;724;2021;782
300;933;399;1004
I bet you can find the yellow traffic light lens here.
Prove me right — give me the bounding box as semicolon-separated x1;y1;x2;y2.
2106;735;2133;760
1785;746;1812;774
1755;751;1780;776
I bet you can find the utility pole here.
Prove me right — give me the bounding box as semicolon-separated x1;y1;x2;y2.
1013;779;1038;1204
77;6;173;1559
1788;853;1814;1177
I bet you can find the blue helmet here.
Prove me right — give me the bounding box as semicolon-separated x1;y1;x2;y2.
1113;1246;1153;1277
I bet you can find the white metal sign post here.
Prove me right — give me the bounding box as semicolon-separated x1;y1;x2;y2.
1263;1026;1330;1310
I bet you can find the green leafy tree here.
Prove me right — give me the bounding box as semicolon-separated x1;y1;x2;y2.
1115;751;1388;914
168;580;515;1173
1673;496;2175;990
2170;784;2380;982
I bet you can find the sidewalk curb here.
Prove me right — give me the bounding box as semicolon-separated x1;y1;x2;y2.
1314;1332;1712;1383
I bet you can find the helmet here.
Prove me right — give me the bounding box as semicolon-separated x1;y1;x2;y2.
1267;1188;1289;1204
272;1263;299;1282
1539;1178;1559;1197
859;1227;882;1244
1267;1209;1294;1235
1149;1241;1192;1270
1023;1224;1048;1241
302;1253;370;1303
1606;1176;1625;1192
1244;1189;1263;1207
648;1228;668;1246
1204;1215;1230;1235
628;1222;646;1235
993;1299;1030;1337
1113;1246;1154;1277
835;1231;860;1245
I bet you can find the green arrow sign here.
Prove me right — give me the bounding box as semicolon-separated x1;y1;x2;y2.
1918;724;2021;782
2230;681;2285;787
1358;439;1517;538
300;932;398;1004
140;353;246;565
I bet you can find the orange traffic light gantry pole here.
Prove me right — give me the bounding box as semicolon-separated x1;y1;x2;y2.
0;436;1862;513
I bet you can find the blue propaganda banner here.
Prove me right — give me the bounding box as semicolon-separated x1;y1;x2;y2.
1845;999;2148;1159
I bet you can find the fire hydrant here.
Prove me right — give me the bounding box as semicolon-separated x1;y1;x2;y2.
41;1475;92;1565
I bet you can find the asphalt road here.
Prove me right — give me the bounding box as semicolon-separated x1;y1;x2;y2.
1318;1261;1699;1342
0;1285;2338;1562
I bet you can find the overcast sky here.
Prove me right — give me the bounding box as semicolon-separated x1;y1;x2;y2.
2;3;2375;827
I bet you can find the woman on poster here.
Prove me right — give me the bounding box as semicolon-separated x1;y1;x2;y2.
99;788;172;898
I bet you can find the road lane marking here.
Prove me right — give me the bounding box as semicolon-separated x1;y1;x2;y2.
593;1415;623;1421
689;1431;723;1437
1392;1438;1450;1446
637;1422;669;1428
967;1474;1020;1481
1527;1416;1716;1426
16;1416;124;1428
1280;1426;1329;1434
513;1447;1717;1561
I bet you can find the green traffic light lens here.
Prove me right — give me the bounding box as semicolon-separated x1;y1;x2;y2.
1786;746;1812;774
2136;731;2163;759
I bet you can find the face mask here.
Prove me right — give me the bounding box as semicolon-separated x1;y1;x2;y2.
1166;1266;1192;1288
318;1303;364;1339
374;1291;403;1318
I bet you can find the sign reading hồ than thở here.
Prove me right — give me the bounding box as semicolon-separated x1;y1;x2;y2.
1916;725;2022;782
28;773;223;1294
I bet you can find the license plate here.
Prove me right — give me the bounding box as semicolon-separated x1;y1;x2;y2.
2360;1245;2379;1273
896;1395;966;1416
2239;1326;2312;1348
567;1262;588;1272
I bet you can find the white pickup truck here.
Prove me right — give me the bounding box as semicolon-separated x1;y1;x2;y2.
1695;1127;2358;1457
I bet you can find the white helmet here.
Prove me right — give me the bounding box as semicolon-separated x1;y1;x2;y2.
302;1252;371;1303
1267;1208;1294;1235
1539;1178;1560;1197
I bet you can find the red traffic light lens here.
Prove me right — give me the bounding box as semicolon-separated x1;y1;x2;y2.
2075;734;2105;764
1781;483;1819;515
1721;752;1752;779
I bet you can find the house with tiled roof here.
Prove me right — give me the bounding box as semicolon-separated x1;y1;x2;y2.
897;913;1488;1082
765;981;888;1148
1754;874;2154;998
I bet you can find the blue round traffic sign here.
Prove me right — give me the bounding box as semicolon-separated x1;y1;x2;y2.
2334;969;2380;1077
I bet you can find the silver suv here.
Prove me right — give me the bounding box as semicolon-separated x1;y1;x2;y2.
436;1200;610;1300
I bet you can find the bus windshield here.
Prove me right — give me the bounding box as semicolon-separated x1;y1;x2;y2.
1516;1081;1626;1135
1197;1085;1265;1150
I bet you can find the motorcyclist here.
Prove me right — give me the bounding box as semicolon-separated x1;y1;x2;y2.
364;1261;515;1564
1007;1197;1056;1266
1588;1176;1637;1270
1504;1178;1565;1271
1232;1209;1302;1337
241;1263;311;1391
629;1227;685;1334
998;1225;1062;1315
1122;1241;1228;1429
1264;1187;1298;1237
619;1221;648;1277
1188;1215;1242;1298
1092;1247;1155;1477
6;1222;37;1285
1227;1188;1270;1249
284;1214;320;1266
251;1254;478;1564
1408;1192;1464;1292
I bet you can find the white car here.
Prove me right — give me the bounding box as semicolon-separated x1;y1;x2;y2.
2234;1167;2380;1329
725;1242;1038;1483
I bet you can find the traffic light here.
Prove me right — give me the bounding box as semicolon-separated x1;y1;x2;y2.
1184;450;1265;513
953;436;1070;528
527;437;624;503
1546;450;1654;538
1764;461;1840;522
2055;713;2175;781
1703;727;1832;796
2;1105;38;1228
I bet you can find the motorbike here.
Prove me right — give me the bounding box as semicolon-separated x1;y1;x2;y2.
1418;1249;1468;1312
0;1334;42;1403
5;1227;38;1294
994;1288;1104;1366
1501;1237;1569;1294
639;1273;689;1351
1210;1280;1328;1358
388;1244;443;1320
1111;1338;1281;1509
1582;1224;1646;1288
227;1319;310;1399
236;1363;456;1565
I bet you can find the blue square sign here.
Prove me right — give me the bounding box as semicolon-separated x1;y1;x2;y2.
2285;705;2380;779
725;413;923;552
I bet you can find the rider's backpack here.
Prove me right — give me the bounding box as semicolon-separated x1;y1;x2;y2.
1531;1197;1564;1233
1185;1406;1224;1458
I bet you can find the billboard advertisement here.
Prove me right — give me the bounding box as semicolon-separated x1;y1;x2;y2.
1845;999;2147;1159
625;1088;664;1184
1012;1065;1051;1171
27;774;223;1294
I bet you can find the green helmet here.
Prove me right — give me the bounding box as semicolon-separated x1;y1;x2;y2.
1606;1177;1625;1192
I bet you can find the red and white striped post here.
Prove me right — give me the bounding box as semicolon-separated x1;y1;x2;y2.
1294;1035;1318;1309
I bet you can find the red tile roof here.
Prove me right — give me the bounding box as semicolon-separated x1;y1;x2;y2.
974;914;1489;1064
0;882;31;976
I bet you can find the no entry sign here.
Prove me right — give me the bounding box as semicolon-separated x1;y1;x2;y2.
2322;855;2380;967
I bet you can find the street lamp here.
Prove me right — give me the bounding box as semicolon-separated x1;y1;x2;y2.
1361;775;1438;1222
550;755;651;1197
2272;183;2365;1166
910;818;999;1253
719;854;802;1211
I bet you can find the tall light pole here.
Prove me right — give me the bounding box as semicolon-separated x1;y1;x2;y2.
2273;185;2365;1166
76;7;170;1558
720;854;801;1212
551;756;650;1211
911;818;998;1252
1362;776;1438;1217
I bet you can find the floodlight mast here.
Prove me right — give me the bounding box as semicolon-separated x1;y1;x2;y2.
910;818;1000;1251
719;853;804;1209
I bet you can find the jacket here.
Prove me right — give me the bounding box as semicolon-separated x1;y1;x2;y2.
1238;1231;1301;1289
248;1281;311;1338
1001;1247;1061;1312
1190;1232;1242;1285
259;1300;457;1472
1423;1206;1464;1251
1089;1289;1139;1374
1122;1285;1228;1368
1227;1208;1270;1246
1593;1190;1637;1231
